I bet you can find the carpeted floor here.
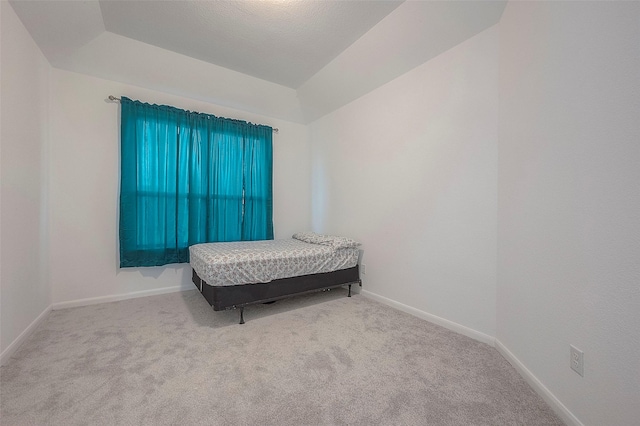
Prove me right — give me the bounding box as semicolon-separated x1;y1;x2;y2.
1;289;564;425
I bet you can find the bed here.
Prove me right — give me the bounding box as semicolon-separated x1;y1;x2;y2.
189;232;362;323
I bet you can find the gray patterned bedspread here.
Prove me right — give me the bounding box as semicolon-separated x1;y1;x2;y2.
189;238;360;287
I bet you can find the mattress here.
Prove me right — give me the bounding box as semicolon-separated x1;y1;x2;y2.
189;237;360;287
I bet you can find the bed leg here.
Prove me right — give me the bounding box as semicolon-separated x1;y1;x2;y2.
239;307;245;325
348;284;352;297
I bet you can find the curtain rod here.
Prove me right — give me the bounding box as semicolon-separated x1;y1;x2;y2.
108;95;279;133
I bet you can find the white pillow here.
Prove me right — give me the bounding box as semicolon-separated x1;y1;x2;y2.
292;231;360;249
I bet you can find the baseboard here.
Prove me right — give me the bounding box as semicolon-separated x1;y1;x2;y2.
51;285;195;310
2;286;193;366
360;290;495;346
360;290;582;424
1;304;52;366
495;339;584;426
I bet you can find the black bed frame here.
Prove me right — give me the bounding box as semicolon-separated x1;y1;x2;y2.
192;265;361;324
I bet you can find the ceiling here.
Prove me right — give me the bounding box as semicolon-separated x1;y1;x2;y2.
9;0;403;89
100;1;404;89
9;0;507;123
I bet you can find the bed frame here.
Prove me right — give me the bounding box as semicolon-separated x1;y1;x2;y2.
192;265;361;324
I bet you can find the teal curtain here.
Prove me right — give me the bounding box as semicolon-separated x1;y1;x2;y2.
119;97;273;267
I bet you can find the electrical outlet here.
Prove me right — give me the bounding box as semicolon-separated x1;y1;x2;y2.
361;264;366;275
570;345;584;377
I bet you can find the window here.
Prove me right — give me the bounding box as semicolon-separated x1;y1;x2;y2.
119;97;273;267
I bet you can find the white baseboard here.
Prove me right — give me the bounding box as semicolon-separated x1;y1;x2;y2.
51;285;194;310
2;285;194;366
360;290;582;425
360;289;495;346
495;339;583;426
1;304;52;366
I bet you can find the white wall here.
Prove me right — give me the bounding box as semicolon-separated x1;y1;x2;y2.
309;26;498;339
497;2;640;425
0;1;51;356
49;69;311;306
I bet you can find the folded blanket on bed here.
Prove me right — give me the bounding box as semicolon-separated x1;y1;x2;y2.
292;231;360;250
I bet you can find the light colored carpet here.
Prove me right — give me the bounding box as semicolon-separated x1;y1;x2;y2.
1;289;563;425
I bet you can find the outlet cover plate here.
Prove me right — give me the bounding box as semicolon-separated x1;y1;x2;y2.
570;345;584;377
